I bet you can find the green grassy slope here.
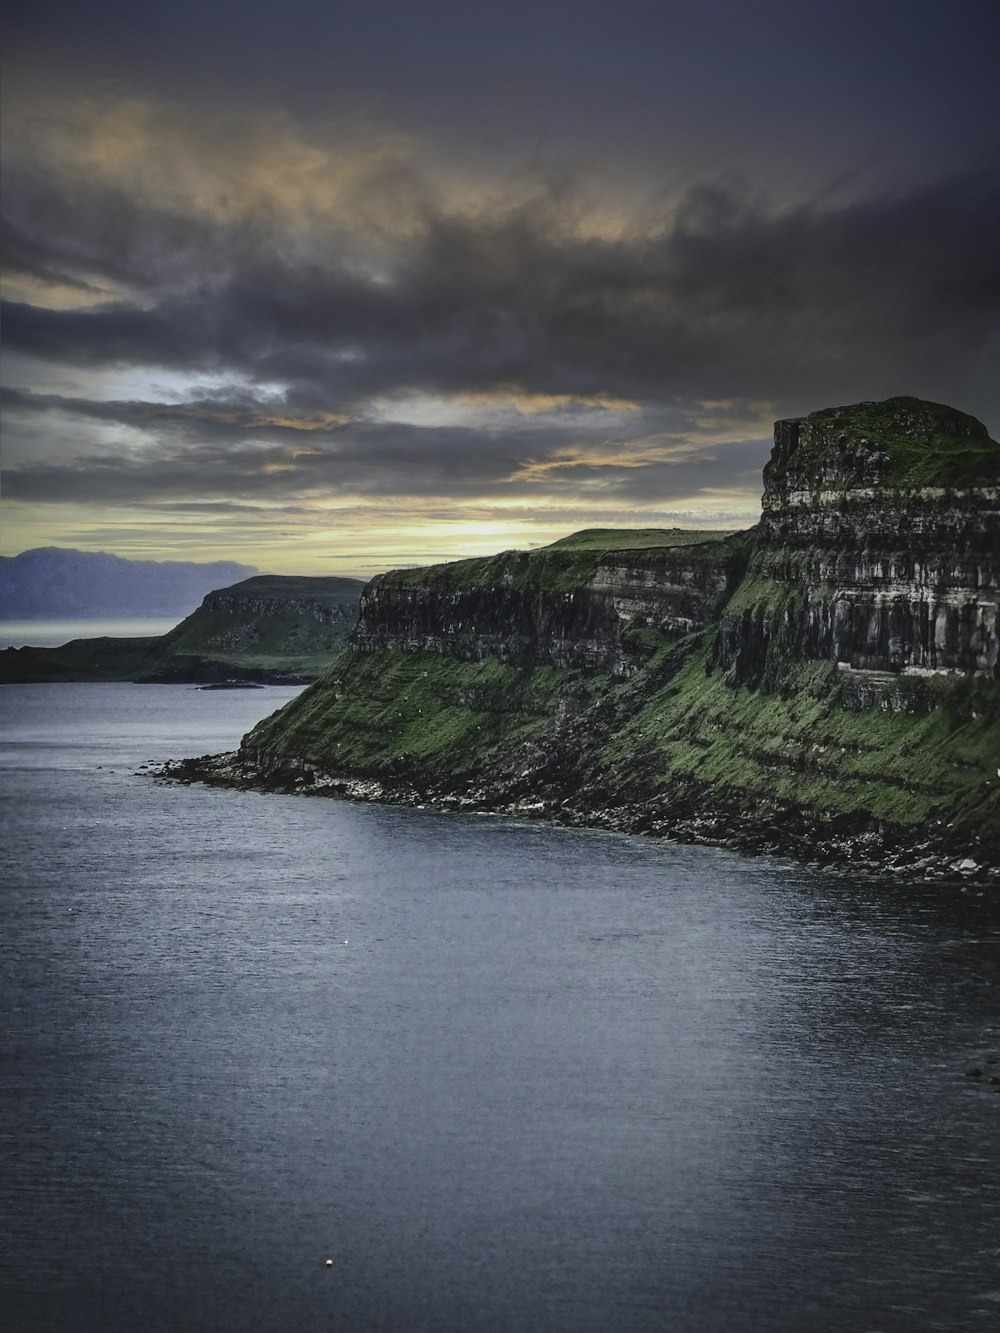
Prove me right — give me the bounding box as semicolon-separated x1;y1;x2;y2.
601;645;1000;837
157;576;364;677
246;635;1000;851
247;648;583;775
382;529;742;594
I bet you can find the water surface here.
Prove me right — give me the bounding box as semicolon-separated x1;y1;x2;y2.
2;684;997;1332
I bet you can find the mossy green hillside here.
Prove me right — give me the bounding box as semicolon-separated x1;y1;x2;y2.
602;646;1000;836
161;611;355;677
245;630;999;847
246;648;587;776
0;575;365;683
771;396;999;489
146;576;361;676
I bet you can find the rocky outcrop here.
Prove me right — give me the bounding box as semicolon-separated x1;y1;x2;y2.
168;398;1000;879
355;537;747;676
199;578;360;625
200;592;356;625
176;577;361;657
713;399;999;694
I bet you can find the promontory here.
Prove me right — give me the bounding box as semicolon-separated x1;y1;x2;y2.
164;397;1000;882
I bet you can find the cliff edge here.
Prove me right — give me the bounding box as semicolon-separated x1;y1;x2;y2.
175;398;1000;881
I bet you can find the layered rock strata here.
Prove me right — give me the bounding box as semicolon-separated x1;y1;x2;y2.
355;537;747;676
169;399;1000;879
714;399;999;694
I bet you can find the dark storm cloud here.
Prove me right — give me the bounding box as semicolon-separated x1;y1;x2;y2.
539;440;767;502
0;423;531;504
3;1;999;557
1;403;766;508
4;374;772;510
7;1;999;185
4;165;999;427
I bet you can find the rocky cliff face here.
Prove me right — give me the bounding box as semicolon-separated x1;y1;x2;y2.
353;400;999;702
185;398;999;879
201;591;357;624
190;581;359;655
714;398;1000;696
355;536;747;676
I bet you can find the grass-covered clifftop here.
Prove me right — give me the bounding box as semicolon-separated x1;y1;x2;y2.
156;575;364;679
381;528;737;594
354;530;749;673
764;396;1000;491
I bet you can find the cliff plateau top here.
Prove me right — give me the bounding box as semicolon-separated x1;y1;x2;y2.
765;396;999;492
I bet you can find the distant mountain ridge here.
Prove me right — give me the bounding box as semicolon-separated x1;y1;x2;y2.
0;548;258;618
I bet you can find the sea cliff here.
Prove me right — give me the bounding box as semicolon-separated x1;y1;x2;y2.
168;398;1000;881
0;575;365;683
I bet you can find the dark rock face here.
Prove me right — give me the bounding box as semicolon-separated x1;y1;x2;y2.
588;546;747;641
714;399;1000;690
350;398;999;696
192;591;358;654
167;397;1000;879
354;580;623;670
355;541;747;676
201;592;357;623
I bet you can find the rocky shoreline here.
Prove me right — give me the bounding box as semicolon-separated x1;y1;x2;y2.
147;749;997;888
144;397;1000;896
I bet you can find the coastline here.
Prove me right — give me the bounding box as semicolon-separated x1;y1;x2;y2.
149;749;997;888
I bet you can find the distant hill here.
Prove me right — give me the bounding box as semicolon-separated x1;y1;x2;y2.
0;574;368;684
0;548;258;619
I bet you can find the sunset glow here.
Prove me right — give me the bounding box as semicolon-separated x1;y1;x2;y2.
3;2;997;576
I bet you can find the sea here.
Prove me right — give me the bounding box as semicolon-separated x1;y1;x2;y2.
1;683;998;1333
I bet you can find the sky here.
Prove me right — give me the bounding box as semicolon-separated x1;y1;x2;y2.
2;1;998;577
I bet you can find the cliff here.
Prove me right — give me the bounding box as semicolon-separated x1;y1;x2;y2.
0;575;365;684
173;398;1000;880
714;398;999;696
355;530;747;675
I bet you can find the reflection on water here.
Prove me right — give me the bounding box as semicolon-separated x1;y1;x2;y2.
2;684;998;1332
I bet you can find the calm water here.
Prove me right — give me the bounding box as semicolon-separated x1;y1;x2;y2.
0;618;181;649
1;684;998;1333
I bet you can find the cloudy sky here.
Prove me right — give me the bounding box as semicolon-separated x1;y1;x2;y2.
2;1;998;576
